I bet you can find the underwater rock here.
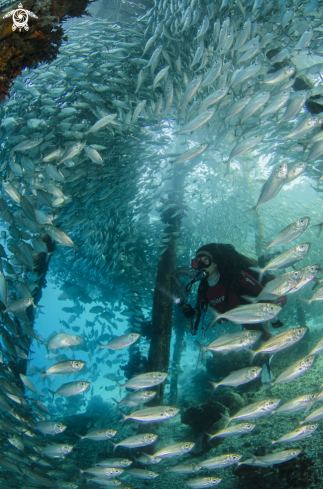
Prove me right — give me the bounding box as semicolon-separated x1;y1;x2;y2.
235;453;317;488
181;399;228;433
214;390;246;415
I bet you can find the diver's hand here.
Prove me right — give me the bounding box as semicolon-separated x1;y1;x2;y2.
183;304;197;319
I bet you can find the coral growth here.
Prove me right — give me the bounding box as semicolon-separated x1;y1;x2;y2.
0;0;95;100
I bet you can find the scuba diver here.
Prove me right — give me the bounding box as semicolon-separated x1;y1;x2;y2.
182;243;286;339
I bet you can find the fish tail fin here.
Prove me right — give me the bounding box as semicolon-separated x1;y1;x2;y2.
304;401;315;414
195;341;207;358
220;412;231;428
264;437;274;445
76;434;84;441
248;266;264;282
207;379;219;394
111;398;119;406
116;381;123;397
207;308;221;329
247;205;257;213
48;389;55;401
241;294;257;303
204;431;215;442
140;452;154;464
41;373;46;384
108;440;117;452
299;298;311;312
243;346;256;365
117;406;128;426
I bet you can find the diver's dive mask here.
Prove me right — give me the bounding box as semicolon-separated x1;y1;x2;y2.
191;254;213;271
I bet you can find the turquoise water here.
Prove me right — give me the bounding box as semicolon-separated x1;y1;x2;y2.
1;0;323;487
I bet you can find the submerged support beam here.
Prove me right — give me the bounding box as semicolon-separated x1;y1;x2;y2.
169;312;185;406
15;235;55;378
147;197;183;404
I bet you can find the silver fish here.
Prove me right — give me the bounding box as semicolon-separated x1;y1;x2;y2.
208;303;281;327
241;92;270;122
47;333;84;350
100;333;140;350
242;270;304;302
42;360;85;377
252;162;288;211
110;433;157;451
237;449;301;467
198;87;228;112
118;406;180;424
180;75;203;114
197;331;262;356
175;108;216;134
225;97;251;120
41;444;73;459
49;381;90;398
228;135;264;165
300;404;323;424
271;393;318;415
260;90;291;118
87;114;117;133
264;66;295;84
152;442;195;459
80;467;123;478
186;477;222;488
269;424;319;444
199;454;242;469
208;367;262;391
206;423;256;441
309;337;323;355
77;428;117;441
19;373;38;397
270;355;315;387
172;143;208;164
201;58;222;87
249;243;310;281
278;91;308;123
36;421;67;435
249;327;308;361
285;161;307;183
288;264;319;294
125;468;159;479
96;458;132;468
117;371;167;393
224;399;281;424
266;217;309;249
285;116;321;140
112;390;157;407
